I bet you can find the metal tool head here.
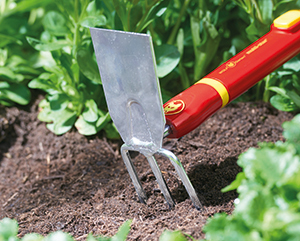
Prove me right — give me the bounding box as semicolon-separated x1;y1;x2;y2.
90;28;164;155
90;28;202;210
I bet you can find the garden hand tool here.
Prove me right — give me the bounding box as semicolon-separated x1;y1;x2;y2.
90;28;201;209
90;10;300;209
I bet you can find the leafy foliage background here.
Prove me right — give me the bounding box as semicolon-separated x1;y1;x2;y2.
1;0;300;136
1;1;300;240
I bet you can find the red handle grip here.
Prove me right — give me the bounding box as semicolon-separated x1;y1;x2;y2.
164;10;300;139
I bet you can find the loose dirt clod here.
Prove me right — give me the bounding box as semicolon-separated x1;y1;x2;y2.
0;95;294;240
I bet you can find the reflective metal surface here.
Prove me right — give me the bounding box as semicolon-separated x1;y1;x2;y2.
91;28;202;210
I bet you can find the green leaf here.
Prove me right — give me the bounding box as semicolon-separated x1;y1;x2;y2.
0;218;18;240
60;84;79;98
77;48;101;84
114;10;124;31
0;34;22;48
82;99;98;122
176;28;184;57
270;95;298;112
129;4;143;31
277;70;294;78
86;234;97;241
0;81;9;88
155;44;180;78
245;20;260;41
44;231;74;241
48;94;69;111
273;0;297;11
59;53;74;82
283;114;300;155
86;0;98;15
5;0;52;15
203;213;248;241
283;57;300;72
80;15;107;28
112;0;127;30
37;99;53;122
86;220;131;241
26;37;70;51
268;86;289;98
190;16;201;48
237;145;300;188
96;112;111;130
257;0;273;24
202;108;300;241
0;49;7;66
292;74;300;90
190;14;220;80
136;0;170;32
22;233;44;241
221;172;246;193
75;115;98;135
286;90;300;108
59;0;76;20
46;109;77;135
12;66;40;76
104;122;120;139
75;111;110;136
0;66;23;82
28;73;58;93
111;220;132;241
0;82;31;105
159;230;187;241
32;51;57;69
42;11;69;36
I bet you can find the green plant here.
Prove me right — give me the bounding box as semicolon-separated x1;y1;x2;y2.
152;0;300;96
0;218;132;241
26;0;181;136
266;56;300;112
0;218;193;241
0;47;34;106
159;230;189;241
26;0;113;136
202;114;300;241
0;0;48;106
157;0;234;92
1;0;299;136
231;0;300;104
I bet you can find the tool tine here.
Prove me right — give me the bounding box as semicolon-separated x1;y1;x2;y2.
145;155;175;208
158;148;203;210
121;144;147;204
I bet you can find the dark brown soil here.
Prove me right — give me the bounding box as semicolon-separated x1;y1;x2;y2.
0;95;294;240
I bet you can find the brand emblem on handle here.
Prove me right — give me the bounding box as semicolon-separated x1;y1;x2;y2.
164;100;185;115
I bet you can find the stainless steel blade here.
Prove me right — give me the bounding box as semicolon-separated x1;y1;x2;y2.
90;28;165;155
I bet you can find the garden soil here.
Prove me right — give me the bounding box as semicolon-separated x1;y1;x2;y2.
0;94;294;240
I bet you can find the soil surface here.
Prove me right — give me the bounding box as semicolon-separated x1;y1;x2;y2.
0;94;294;240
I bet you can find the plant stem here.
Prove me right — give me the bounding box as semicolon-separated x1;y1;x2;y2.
251;0;263;23
135;0;159;33
72;0;80;84
74;0;79;22
262;75;271;102
127;5;131;31
135;7;149;32
167;0;191;45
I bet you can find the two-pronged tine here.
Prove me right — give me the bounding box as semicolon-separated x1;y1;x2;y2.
121;144;175;208
157;149;203;211
145;155;175;208
120;144;202;210
121;144;147;204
